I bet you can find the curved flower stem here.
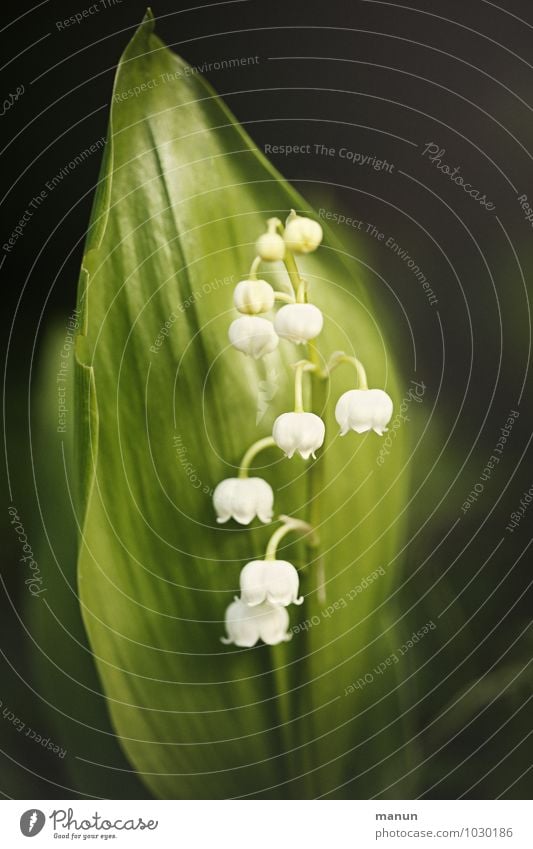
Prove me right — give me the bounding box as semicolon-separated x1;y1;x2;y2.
273;212;306;301
292;359;317;413
282;248;307;301
248;255;262;279
277;214;308;302
265;515;315;560
274;291;295;304
267;216;282;232
323;351;369;389
238;436;276;478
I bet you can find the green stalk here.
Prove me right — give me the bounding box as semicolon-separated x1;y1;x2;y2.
282;248;306;301
238;436;276;478
269;642;296;793
273;230;329;796
296;341;329;796
325;351;369;388
265;515;314;559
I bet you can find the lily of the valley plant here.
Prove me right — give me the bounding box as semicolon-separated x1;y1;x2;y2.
214;211;393;647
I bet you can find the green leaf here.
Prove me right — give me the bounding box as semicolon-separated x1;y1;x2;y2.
29;324;148;798
74;10;411;798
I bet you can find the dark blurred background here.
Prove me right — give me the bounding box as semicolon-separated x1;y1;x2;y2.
1;0;532;798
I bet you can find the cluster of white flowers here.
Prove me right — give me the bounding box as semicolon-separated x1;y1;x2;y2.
227;213;324;361
214;211;394;647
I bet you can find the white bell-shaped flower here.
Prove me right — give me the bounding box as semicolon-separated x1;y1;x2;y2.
274;303;323;343
213;477;274;525
335;388;393;436
221;598;291;647
256;232;286;261
273;411;325;459
283;214;323;254
228;316;279;358
233;279;275;315
240;559;303;607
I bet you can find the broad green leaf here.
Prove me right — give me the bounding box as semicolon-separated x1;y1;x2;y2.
29;325;148;798
74;10;411;798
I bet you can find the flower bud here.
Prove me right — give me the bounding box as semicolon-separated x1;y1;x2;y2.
240;559;303;607
233;279;275;314
228;316;279;358
283;214;323;254
274;303;323;343
221;598;292;647
256;232;286;261
213;477;274;525
272;411;325;459
335;388;393;436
